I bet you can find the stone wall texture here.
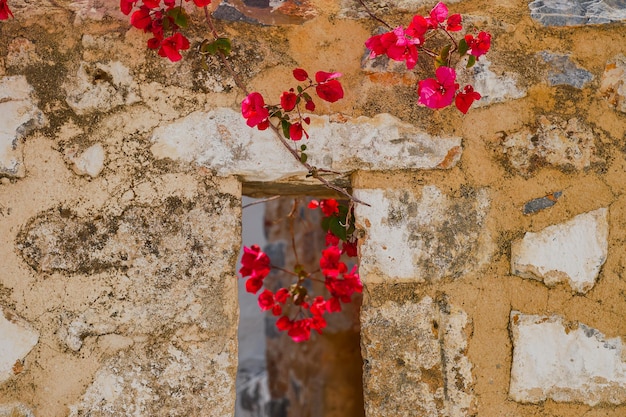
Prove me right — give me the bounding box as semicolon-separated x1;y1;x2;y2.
1;0;626;416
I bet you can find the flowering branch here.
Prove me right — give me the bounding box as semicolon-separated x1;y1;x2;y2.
362;1;491;113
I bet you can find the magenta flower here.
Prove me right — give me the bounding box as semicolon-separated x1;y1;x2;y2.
241;92;270;130
455;85;481;114
417;66;459;109
465;32;491;58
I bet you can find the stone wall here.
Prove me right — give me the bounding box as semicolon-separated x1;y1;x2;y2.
1;0;626;416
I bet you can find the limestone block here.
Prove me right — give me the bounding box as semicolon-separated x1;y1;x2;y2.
354;186;491;282
457;58;526;107
340;0;462;18
150;109;462;182
511;208;608;293
529;0;626;26
69;339;236;416
0;76;47;178
539;51;594;89
510;312;626;406
65;143;106;177
600;54;626;113
0;307;39;384
361;295;474;417
0;403;35;417
64;61;140;115
502;115;601;176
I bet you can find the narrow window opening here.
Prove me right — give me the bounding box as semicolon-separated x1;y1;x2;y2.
237;195;364;417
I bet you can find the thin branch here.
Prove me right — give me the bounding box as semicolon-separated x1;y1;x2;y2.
357;0;392;29
242;195;281;209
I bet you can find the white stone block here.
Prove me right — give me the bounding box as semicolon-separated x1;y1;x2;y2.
511;208;608;293
354;186;491;282
510;312;626;406
150;109;462;182
0;76;47;178
66;143;106;177
0;307;39;384
600;54;626;113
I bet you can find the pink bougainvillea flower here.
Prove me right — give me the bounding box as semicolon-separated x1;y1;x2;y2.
310;296;327;317
326;296;342;313
315;71;341;83
280;91;297;112
158;32;190;62
276;316;292;331
293;68;309;81
320;245;348;278
289;122;309;141
364;33;386;58
465;31;491;58
0;0;11;20
417;66;459;109
120;0;136;15
446;13;462;31
316;79;344;103
239;245;271;279
288;319;312;342
406;15;428;40
342;239;358;257
275;288;289;304
130;6;153;30
305;99;315;111
426;1;448;28
455;85;481;114
258;289;275;311
309;199;339;216
241;92;270;129
326;231;340;247
142;0;161;9
191;0;212;7
245;277;264;294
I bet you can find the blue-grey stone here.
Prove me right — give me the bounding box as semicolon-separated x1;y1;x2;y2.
539;52;594;88
529;0;626;26
523;191;563;215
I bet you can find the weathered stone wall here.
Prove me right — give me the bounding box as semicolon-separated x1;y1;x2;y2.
1;0;626;416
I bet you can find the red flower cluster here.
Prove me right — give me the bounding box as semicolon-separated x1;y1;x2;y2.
0;0;12;20
240;199;361;343
241;68;344;141
364;2;491;114
120;0;210;61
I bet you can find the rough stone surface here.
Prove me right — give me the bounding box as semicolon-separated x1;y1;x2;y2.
361;295;474;417
215;0;317;25
69;339;235;416
529;0;626;26
0;76;46;178
151;109;462;182
502;115;601;176
0;307;39;384
354;186;491;282
510;311;626;406
600;54;626;113
511;208;608;293
539;51;594;89
0;403;34;417
64;61;141;115
340;0;462;18
65;143;106;177
457;58;526;107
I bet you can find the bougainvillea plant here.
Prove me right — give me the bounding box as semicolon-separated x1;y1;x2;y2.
363;1;491;113
0;0;492;340
240;198;361;342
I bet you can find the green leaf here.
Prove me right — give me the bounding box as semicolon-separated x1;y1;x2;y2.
213;37;231;55
466;55;476;68
297;86;303;93
281;119;291;139
302;92;312;102
300;144;307;151
300;152;308;164
435;45;451;69
167;7;188;28
458;38;469;56
321;216;331;233
328;216;347;241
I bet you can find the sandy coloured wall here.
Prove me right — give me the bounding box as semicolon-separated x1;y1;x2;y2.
1;0;626;416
